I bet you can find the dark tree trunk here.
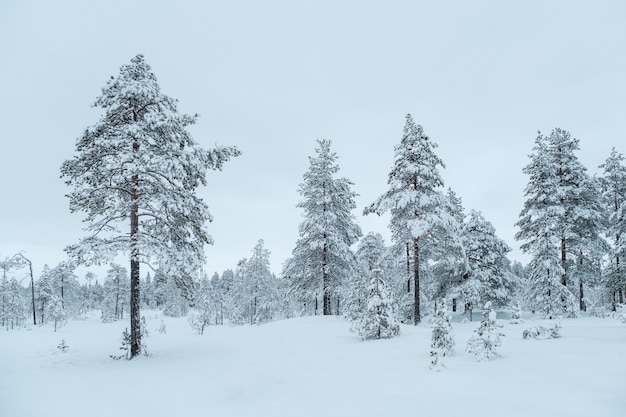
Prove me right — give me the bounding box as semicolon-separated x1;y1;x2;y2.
61;273;65;308
322;239;331;316
23;257;36;325
579;279;585;311
129;130;142;359
560;236;567;286
413;237;420;325
578;253;585;311
130;202;141;357
406;242;411;293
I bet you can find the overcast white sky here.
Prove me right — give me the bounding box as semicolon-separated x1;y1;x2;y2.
1;1;625;280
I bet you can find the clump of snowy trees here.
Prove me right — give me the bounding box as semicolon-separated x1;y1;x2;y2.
5;53;626;349
516;130;625;318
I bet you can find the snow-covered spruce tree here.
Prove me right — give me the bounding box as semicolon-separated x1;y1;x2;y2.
466;301;504;361
516;132;577;317
461;210;515;310
283;139;362;316
357;269;400;340
345;232;388;327
60;55;240;358
365;114;458;324
599;148;626;308
430;298;455;370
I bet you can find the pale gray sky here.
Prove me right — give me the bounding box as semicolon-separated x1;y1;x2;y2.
1;0;625;279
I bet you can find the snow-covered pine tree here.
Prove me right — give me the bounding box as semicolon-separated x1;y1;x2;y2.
466;301;504;361
357;269;400;340
0;278;26;330
48;295;66;332
365;114;458;324
431;188;468;313
245;240;278;324
545;129;603;299
60;55;240;358
599;148;626;308
516;132;577;317
283;139;362;316
430;298;455;370
35;265;55;325
48;262;81;319
101;264;130;322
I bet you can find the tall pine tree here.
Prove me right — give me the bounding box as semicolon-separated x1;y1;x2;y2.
365;114;456;324
284;139;362;316
60;55;240;358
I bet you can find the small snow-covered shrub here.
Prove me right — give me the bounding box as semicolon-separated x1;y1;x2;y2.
430;298;455;370
466;301;504;361
110;328;148;360
158;320;167;334
587;303;610;318
510;302;524;324
57;340;69;353
110;328;132;360
357;269;400;341
188;310;212;335
523;319;562;340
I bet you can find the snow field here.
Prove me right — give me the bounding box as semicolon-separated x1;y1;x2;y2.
0;313;624;417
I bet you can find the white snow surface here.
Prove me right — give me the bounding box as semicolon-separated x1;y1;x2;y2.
1;312;624;417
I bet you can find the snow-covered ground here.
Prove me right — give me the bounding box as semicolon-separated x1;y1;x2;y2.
1;312;624;417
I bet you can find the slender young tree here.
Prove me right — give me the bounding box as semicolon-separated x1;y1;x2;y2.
430;298;455;370
357;268;400;340
60;55;240;358
365;114;455;324
284;139;362;316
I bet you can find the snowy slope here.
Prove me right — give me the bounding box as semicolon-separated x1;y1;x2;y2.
0;313;624;417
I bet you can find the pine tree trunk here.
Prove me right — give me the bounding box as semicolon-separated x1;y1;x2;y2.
27;260;36;325
413;237;420;325
322;239;331;316
130;202;141;357
579;279;585;311
129;132;142;359
560;236;567;286
406;242;411;293
578;253;585;311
